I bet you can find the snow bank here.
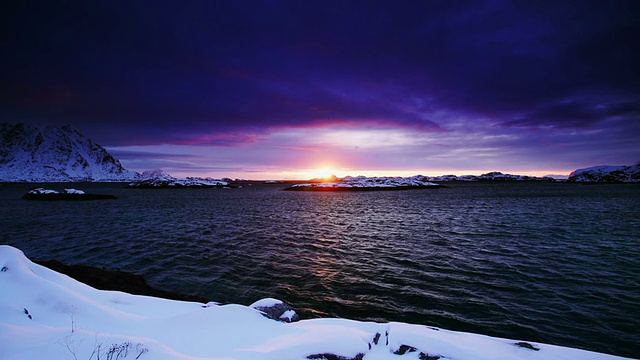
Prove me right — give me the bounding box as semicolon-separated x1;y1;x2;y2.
0;245;631;360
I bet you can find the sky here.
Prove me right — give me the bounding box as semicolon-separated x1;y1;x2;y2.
2;0;639;179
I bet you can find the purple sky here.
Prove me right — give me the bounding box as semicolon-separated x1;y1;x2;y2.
2;1;639;179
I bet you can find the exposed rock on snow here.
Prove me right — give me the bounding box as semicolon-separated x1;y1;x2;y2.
567;165;640;183
0;123;139;182
0;245;630;360
250;298;300;323
285;175;445;191
21;188;117;200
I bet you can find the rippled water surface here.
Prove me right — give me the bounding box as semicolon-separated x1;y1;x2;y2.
1;182;639;357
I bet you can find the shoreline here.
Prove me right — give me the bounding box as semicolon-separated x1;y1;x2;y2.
1;246;632;360
34;259;209;303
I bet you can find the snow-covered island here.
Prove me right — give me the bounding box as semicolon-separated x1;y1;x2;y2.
426;172;556;182
284;175;446;191
285;173;556;191
567;164;640;183
128;169;234;188
0;245;630;360
21;188;118;200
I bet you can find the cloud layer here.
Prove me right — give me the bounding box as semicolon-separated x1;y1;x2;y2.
2;1;638;177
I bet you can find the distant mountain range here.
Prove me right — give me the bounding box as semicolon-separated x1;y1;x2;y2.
0;123;138;182
1;123;638;183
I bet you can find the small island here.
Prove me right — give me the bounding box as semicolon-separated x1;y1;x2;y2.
128;177;233;189
284;175;446;191
22;188;118;200
126;169;236;188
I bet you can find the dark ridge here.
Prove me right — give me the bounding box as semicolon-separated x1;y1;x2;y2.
34;259;208;303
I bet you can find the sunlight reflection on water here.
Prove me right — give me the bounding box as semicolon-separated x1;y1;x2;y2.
1;181;639;357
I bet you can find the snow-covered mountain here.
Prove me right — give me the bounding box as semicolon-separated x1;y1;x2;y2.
0;123;139;182
567;164;640;183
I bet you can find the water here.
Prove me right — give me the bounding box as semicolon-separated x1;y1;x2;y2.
1;182;638;358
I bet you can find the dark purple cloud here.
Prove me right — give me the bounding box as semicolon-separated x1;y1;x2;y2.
1;0;639;174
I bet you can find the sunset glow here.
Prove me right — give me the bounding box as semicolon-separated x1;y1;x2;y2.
312;169;338;180
2;1;637;179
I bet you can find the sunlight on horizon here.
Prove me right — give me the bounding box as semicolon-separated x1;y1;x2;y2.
225;168;572;181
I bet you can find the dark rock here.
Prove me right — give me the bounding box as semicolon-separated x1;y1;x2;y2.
394;345;418;355
249;298;300;323
372;333;381;345
307;353;364;360
514;342;540;351
419;353;442;360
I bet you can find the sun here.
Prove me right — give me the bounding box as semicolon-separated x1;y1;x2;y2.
312;168;338;181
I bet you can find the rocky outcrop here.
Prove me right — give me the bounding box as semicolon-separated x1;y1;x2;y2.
249;298;300;323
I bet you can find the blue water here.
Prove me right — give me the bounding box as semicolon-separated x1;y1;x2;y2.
1;182;638;358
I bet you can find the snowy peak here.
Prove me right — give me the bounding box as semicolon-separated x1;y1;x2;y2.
567;164;640;183
139;168;175;180
0;123;139;182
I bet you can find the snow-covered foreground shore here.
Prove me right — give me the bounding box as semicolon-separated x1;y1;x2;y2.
0;245;631;360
